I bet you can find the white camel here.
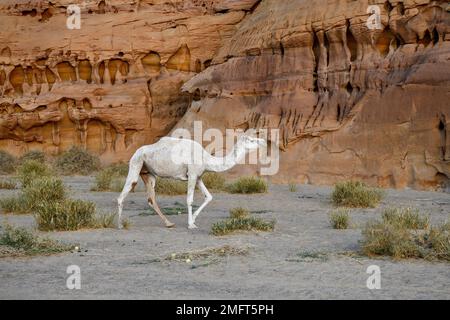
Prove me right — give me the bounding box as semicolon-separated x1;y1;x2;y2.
117;131;267;229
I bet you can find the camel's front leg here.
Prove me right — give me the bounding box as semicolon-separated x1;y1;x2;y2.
187;175;197;229
192;178;212;224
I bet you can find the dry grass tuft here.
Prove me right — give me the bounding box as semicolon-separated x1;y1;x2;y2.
211;208;275;236
381;207;430;229
0;151;17;174
332;181;384;208
329;208;350;229
201;172;226;191
1;176;65;214
20;150;46;164
361;208;449;261
155;178;187;195
91;163;129;192
288;181;297;192
0;224;72;257
226;176;268;194
17;160;53;188
55;146;100;175
0;195;29;214
0;179;16;190
229;207;250;219
35;199;97;231
166;245;249;267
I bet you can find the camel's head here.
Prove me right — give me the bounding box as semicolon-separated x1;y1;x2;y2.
238;131;267;151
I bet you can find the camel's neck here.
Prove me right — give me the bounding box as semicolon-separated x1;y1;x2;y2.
205;143;247;173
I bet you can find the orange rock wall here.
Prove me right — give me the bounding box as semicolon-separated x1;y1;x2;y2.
179;0;450;189
0;0;255;162
1;0;449;190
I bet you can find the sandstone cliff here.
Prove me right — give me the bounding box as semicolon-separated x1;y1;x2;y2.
0;0;255;162
180;0;450;189
1;0;449;190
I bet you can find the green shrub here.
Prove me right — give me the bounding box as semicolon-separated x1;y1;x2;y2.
23;177;66;210
361;211;449;261
211;208;275;236
288;182;297;192
211;216;275;236
229;207;250;219
361;220;423;259
329;208;350;229
17;160;52;188
0;224;72;257
35;199;96;231
226;176;268;194
427;223;450;261
0;179;16;189
92;212;116;229
110;177;126;192
0;176;64;214
55;146;100;175
0;195;30;214
20;150;46;164
91;163;128;192
202;172;226;190
155;178;187;195
331;181;384;208
382;207;429;230
0;151;17;174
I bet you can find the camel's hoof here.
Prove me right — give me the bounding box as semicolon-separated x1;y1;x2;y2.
188;224;198;230
165;222;175;228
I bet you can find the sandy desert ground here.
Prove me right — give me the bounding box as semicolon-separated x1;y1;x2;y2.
0;177;449;300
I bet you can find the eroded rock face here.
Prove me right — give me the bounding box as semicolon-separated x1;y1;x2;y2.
0;0;254;162
180;0;450;189
1;0;449;190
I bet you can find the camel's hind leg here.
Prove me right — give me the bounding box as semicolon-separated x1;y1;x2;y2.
141;173;175;228
117;166;140;229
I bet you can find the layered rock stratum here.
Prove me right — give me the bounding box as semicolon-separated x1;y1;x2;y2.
1;0;449;190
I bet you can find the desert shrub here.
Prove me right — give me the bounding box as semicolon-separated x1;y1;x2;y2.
0;151;17;174
110;177;126;192
211;208;275;236
0;179;16;189
382;207;429;230
16;160;53;188
230;207;250;219
226;176;268;194
20;150;46;164
0;224;72;257
0;195;30;214
202;172;226;190
23;177;66;210
426;223;450;261
0;177;64;214
92;163;128;192
288;182;297;192
155;178;187;195
361;220;423;259
331;181;384;208
55;146;100;175
35;199;96;231
329;208;350;229
166;245;248;266
361;210;449;261
92;212;116;229
211;216;275;236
